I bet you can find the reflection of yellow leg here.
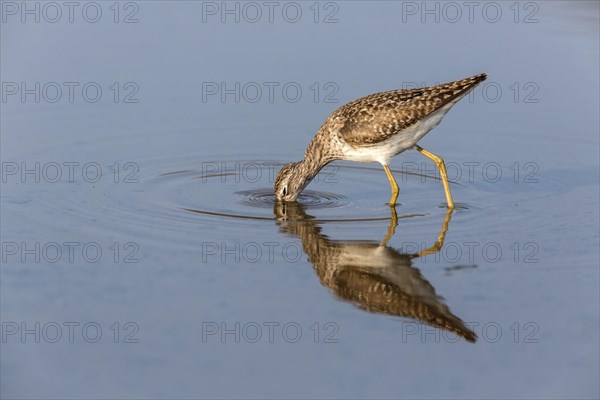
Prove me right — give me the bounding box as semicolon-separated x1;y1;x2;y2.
383;164;399;205
415;145;454;209
380;205;398;246
417;208;453;257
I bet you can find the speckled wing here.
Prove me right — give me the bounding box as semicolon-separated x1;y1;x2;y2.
333;73;487;147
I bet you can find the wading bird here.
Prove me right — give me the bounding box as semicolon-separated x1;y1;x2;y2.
274;73;487;208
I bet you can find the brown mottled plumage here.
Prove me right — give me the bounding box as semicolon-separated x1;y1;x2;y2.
334;73;487;146
274;202;477;343
275;73;487;206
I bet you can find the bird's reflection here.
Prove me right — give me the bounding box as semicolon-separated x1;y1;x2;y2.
273;202;476;343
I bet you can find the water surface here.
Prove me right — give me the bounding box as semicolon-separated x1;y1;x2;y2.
1;1;599;398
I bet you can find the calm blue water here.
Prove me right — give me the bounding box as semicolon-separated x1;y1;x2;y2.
1;1;599;398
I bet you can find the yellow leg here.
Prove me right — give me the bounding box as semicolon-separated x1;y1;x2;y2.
383;164;399;205
417;208;453;257
415;145;454;209
380;205;398;247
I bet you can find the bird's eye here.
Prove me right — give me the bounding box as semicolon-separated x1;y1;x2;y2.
282;186;288;196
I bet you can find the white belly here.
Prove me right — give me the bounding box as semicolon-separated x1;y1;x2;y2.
339;100;458;165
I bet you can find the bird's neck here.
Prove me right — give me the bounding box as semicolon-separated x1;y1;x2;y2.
299;139;332;184
302;128;337;175
296;156;326;186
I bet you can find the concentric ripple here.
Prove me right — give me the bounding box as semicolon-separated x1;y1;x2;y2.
19;156;488;246
235;189;347;209
157;159;443;224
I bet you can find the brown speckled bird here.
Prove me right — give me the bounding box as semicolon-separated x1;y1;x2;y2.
274;73;487;207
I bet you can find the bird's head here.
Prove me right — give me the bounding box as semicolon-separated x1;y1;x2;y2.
274;162;309;202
